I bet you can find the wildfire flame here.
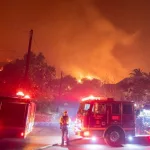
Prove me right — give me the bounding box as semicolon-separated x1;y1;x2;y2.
77;74;99;83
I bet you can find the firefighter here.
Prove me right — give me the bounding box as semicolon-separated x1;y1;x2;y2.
59;110;70;146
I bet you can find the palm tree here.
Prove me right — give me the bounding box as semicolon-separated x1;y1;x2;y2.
129;68;143;77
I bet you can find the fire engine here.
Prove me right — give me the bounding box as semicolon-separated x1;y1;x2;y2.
74;96;135;146
135;104;150;136
0;96;36;138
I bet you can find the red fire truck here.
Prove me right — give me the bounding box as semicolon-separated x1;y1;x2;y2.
136;104;150;135
0;96;36;138
74;96;135;146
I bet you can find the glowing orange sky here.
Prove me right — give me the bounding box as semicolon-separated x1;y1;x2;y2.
0;0;150;82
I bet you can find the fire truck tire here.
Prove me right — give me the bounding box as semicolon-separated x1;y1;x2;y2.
104;127;125;147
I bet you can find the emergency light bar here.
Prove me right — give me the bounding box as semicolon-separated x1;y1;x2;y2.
24;95;30;99
16;91;24;97
82;95;108;101
16;91;31;99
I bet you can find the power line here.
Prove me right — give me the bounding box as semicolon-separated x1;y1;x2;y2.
33;37;42;52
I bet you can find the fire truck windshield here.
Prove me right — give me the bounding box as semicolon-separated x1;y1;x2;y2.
92;103;106;114
78;102;91;115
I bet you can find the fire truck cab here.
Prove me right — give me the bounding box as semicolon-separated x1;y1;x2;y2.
75;96;135;146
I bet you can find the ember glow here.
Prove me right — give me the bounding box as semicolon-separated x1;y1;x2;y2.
0;0;150;82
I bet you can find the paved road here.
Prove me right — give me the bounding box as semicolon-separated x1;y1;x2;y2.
1;123;150;150
0;123;80;150
0;123;61;150
46;136;150;150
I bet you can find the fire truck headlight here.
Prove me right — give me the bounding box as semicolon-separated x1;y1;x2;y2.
84;131;90;137
128;136;133;141
91;136;97;142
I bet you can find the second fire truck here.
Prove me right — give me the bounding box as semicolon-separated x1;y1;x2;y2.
74;96;135;146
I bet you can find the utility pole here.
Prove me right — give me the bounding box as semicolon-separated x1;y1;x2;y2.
25;29;33;81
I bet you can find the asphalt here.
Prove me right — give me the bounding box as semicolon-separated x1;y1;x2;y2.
36;138;82;150
36;135;82;150
32;123;82;150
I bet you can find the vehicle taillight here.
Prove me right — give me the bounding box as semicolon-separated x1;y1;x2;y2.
84;131;90;137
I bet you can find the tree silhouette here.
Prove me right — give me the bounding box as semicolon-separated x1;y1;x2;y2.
0;52;56;99
130;68;143;77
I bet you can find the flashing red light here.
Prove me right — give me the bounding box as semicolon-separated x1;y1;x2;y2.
16;91;24;97
81;96;114;101
21;132;24;137
24;95;30;99
82;95;102;101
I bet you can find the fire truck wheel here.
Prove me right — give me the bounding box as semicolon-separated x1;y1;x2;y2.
104;128;125;147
